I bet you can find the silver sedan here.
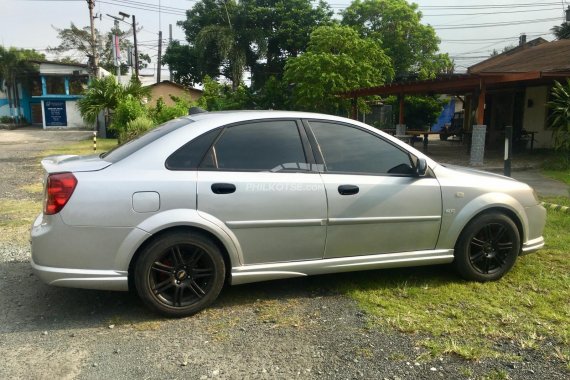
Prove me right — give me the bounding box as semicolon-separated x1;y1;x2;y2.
31;111;546;317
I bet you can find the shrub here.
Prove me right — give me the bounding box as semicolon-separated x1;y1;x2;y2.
548;79;570;165
148;96;191;124
120;116;155;143
110;95;147;143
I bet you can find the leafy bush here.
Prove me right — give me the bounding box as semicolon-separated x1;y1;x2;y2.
548;79;570;165
110;95;147;143
385;95;446;130
0;116;14;123
148;96;190;124
120;116;155;143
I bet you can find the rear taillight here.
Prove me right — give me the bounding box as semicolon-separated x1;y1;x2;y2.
44;172;78;215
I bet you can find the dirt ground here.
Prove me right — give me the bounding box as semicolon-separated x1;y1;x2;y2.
0;129;567;379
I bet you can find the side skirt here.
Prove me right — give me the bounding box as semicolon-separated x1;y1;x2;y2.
231;249;455;285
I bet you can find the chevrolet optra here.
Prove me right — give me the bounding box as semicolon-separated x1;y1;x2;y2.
31;111;546;316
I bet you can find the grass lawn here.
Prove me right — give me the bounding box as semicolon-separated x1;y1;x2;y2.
339;198;570;365
41;138;118;157
543;170;570;186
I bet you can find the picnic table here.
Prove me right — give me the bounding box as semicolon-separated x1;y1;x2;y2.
405;130;442;153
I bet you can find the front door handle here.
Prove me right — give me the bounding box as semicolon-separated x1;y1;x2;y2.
211;183;236;194
338;185;359;195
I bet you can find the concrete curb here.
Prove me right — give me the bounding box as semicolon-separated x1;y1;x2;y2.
541;202;570;213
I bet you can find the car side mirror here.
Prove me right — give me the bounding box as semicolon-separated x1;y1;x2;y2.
416;158;428;177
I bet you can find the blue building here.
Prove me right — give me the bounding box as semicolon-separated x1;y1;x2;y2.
0;61;91;129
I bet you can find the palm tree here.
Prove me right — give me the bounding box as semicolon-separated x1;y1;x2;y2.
77;75;150;130
548;79;570;162
551;22;570;40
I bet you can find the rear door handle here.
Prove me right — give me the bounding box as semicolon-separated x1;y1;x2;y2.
211;183;236;194
338;185;359;195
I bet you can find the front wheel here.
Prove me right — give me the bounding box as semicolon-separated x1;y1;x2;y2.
134;232;225;317
454;213;520;282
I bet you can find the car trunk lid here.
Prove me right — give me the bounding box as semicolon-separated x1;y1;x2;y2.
41;154;112;174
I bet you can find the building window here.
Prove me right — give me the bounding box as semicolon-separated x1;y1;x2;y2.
31;77;42;96
46;77;65;95
69;77;88;95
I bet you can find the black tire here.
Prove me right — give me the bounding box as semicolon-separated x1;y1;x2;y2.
454;213;520;282
134;231;225;317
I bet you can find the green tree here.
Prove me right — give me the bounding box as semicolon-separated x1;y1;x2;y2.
284;25;393;114
244;0;333;90
548;79;570;163
49;23;150;73
341;0;452;78
162;41;205;88
167;0;332;92
197;75;251;111
551;22;570;40
0;46;44;124
386;95;446;130
174;0;254;89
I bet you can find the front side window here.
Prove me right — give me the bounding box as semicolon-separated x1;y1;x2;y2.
201;120;307;171
309;121;413;175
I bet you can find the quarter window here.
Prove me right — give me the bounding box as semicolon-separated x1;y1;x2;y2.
309;121;413;175
166;128;221;170
201;120;307;171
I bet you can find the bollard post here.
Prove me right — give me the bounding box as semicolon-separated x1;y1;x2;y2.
504;126;512;177
93;131;97;151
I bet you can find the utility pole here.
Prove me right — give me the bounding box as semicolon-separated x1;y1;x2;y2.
168;24;172;81
133;15;139;79
87;0;98;77
157;31;162;83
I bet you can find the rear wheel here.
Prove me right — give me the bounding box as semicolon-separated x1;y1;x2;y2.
134;232;225;317
454;213;520;282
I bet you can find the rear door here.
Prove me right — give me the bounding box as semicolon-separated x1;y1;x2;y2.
196;119;328;265
306;120;442;258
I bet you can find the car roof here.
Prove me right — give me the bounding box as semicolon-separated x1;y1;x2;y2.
185;110;355;124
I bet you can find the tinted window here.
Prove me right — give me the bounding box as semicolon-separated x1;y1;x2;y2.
310;121;413;175
201;120;307;171
102;118;192;163
166;128;221;170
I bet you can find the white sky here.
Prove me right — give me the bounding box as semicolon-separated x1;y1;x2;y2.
0;0;568;73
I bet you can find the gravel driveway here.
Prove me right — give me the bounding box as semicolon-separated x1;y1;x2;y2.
0;129;566;379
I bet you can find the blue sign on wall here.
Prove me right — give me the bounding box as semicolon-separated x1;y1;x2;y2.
44;100;67;127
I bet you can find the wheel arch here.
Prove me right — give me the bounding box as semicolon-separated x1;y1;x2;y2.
127;225;233;292
454;207;524;251
437;193;528;251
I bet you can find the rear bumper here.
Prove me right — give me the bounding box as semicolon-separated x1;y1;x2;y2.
31;258;128;291
521;236;545;256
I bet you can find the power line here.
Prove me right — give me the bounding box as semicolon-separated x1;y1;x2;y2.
423;7;561;17
432;17;561;30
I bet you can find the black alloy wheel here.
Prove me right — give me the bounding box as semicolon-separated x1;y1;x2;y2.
134;232;225;317
454;213;520;282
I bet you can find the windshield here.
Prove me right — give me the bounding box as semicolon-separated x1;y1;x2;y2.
101;118;193;163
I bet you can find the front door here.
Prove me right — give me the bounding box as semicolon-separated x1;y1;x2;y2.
306;120;442;258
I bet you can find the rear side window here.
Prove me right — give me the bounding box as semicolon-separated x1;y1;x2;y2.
200;120;307;171
166;128;221;170
102;118;192;163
